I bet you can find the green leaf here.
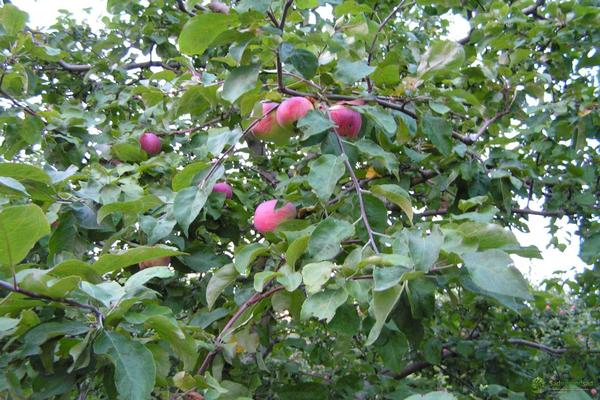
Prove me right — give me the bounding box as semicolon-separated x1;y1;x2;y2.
455;222;519;251
123;266;174;293
302;261;335;294
282;48;319;79
462;250;532;300
92;246;182;275
458;195;489;212
300;288;348;323
376;331;408;372
406;226;443;271
139;215;177;245
285;235;309;268
97;195;162;223
254;270;280;292
173;185;212;236
421;113;453;156
355;139;399;176
0;176;29;196
142;315;197;371
308;155;346;201
417;40;465;79
360;105;397;135
366;284;403;345
371;184;413;223
178;14;237;56
0;204;50;268
222;64;260;103
234;243;268;276
334;60;375;85
308;218;354;261
172;162;210;191
23;321;88;347
93;331;156;400
405;391;457;400
237;0;272;12
276;265;303;292
80;281;124;308
111;143;148;162
206;263;237;310
0;163;51;184
0;4;28;35
297;110;335;139
373;266;409;292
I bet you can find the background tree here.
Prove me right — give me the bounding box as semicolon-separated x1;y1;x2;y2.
0;0;598;399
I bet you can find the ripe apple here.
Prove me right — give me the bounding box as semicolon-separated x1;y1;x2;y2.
329;105;362;139
251;102;294;145
139;256;171;270
212;182;233;199
140;132;162;155
208;1;229;14
253;199;296;233
276;97;314;127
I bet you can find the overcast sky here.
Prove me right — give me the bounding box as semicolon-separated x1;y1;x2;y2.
16;0;591;284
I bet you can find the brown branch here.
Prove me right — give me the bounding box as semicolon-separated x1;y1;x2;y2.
415;207;567;218
57;60;181;73
507;338;567;355
0;89;38;116
279;0;294;29
176;0;194;16
198;285;284;374
164;113;230;136
0;279;104;326
197;104;279;190
330;130;380;254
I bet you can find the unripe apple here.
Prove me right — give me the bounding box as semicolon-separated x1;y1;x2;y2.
140;132;162;155
139;256;171;270
253;199;296;233
329;105;362;139
251;102;294;145
276;97;314;127
212;182;233;199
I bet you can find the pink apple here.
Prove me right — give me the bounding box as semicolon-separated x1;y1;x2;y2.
140;132;162;155
212;182;233;199
276;97;314;127
251;102;294;145
329;105;362;139
253;199;296;233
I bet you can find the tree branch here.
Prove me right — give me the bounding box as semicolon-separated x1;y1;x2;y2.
0;279;104;326
197;104;279;190
57;60;181;73
330;131;380;254
507;338;567;355
0;88;38;117
198;285;284;374
366;0;410;91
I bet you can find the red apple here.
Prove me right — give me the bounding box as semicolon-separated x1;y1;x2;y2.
208;1;229;14
253;199;296;233
329;105;362;139
140;132;162;155
139;256;171;270
276;97;314;127
251;102;294;145
212;182;233;199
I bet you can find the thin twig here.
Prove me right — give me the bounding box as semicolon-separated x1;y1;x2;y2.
197;105;279;189
57;60;180;73
366;0;410;91
0;279;104;327
330;131;380;254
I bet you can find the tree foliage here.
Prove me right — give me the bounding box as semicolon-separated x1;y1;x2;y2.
0;0;598;398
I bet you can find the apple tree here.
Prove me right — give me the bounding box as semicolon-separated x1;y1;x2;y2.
0;0;598;398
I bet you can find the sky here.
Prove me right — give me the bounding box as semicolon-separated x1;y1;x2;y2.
15;0;591;284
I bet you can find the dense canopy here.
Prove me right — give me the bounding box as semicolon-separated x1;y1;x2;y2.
0;0;598;399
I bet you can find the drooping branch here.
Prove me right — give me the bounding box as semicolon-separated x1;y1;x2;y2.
0;279;104;326
507;338;567;355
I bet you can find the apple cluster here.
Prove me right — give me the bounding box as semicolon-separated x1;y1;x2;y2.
139;96;360;269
